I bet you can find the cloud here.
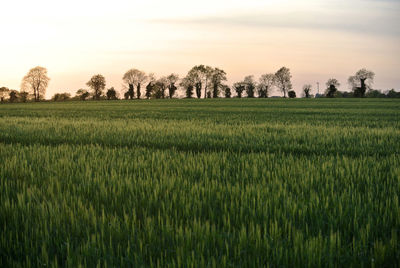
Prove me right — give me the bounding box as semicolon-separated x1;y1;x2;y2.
150;5;400;37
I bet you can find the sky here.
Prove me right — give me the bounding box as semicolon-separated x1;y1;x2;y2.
1;0;399;98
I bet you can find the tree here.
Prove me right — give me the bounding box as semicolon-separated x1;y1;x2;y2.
106;87;118;100
223;85;231;98
123;68;147;99
76;89;90;101
288;90;296;98
233;82;245;98
325;78;340;98
0;87;9;102
9;90;18;103
166;74;179;98
180;76;195;98
86;74;106;100
211;68;227;98
157;77;168;99
244;75;256;98
21;66;50;101
386;89;400;98
52;93;71;101
187;65;213;98
303;84;312;98
348;68;375;97
19;91;29;103
274;67;292;98
145;74;156;99
258;74;275;98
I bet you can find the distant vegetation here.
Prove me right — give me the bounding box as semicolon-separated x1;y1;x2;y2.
0;99;399;266
1;66;399;103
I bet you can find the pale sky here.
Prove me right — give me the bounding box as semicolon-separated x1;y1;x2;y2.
1;0;399;98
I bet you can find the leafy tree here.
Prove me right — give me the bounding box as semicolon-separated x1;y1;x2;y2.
223;85;231;98
180;76;195;98
348;69;375;97
288;90;296;98
258;74;275;98
9;90;18;103
386;89;400;98
19;91;29;102
86;74;106;100
127;84;134;100
21;66;50;101
76;89;90;101
187;65;213;98
0;87;9;102
325;78;340;98
52;93;71;101
274;67;292;98
211;68;227;98
244;75;256;98
366;89;385;98
233;82;245;98
123;68;147;99
166;74;179;98
106;87;118;100
302;84;312;98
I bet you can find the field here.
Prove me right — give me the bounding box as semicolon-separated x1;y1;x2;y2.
0;98;399;267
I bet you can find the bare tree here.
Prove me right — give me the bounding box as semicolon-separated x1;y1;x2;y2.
348;68;375;97
303;84;312;98
325;78;340;98
258;74;275;98
166;74;179;98
87;74;106;100
180;75;195;98
274;67;292;98
145;73;156;99
0;87;9;102
21;66;50;101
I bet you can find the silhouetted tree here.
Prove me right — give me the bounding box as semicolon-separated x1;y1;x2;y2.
366;89;385;98
127;84;134;99
0;87;9;102
124;91;130;100
19;91;29;102
76;89;90;101
211;68;227;98
244;75;256;98
9;90;18;103
274;67;292;98
166;74;179;98
52;93;71;101
180;75;195;98
106;87;118;100
288;90;296;98
386;89;400;98
86;74;106;100
325;78;340;98
233;82;245;98
21;66;50;101
258;74;275;98
145;74;156;99
123;68;147;99
303;84;312;98
223;85;231;98
187;65;213;98
348;69;375;97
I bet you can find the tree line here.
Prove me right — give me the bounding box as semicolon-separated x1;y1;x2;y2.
1;66;399;103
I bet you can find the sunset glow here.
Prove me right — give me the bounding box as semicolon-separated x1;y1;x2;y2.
1;0;399;98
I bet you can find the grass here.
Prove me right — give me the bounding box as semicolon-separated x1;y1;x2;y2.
0;98;399;267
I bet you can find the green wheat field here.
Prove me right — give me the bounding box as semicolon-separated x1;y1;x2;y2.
1;99;399;267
